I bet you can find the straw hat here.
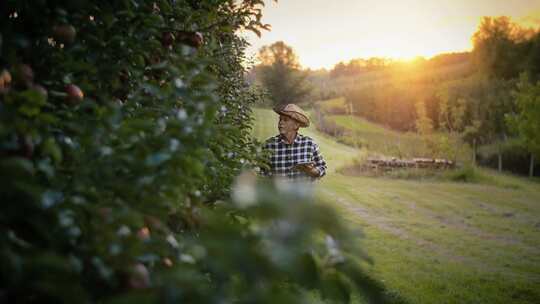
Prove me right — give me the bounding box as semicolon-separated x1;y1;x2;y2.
273;103;310;128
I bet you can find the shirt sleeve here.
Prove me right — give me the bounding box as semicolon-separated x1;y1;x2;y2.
312;142;327;178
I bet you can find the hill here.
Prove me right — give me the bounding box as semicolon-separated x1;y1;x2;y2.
313;98;471;162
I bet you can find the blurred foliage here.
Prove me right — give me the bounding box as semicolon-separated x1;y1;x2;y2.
0;1;394;303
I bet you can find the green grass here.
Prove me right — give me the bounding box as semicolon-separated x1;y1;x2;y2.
329;115;424;157
329;115;397;135
318;174;540;304
318;97;347;112
320;113;471;163
251;107;540;304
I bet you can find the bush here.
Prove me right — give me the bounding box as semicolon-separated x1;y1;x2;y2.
443;165;480;182
315;116;347;137
477;139;539;177
325;106;349;115
336;135;369;149
0;1;394;303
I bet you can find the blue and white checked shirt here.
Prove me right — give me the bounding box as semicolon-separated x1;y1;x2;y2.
261;133;327;181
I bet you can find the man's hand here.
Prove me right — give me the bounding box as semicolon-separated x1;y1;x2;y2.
293;163;320;178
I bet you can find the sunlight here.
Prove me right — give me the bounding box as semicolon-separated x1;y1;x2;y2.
246;0;540;70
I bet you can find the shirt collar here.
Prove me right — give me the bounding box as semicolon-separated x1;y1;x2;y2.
278;133;302;144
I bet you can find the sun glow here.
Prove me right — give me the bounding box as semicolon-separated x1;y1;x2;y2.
246;0;540;70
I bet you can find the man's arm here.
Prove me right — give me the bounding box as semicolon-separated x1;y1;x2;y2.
312;142;327;178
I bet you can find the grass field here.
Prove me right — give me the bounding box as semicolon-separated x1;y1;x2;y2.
316;98;472;163
252;107;540;304
328;114;427;158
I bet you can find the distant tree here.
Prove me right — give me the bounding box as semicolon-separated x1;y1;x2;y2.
506;73;540;177
329;59;369;78
256;41;310;106
482;79;517;170
437;91;480;163
523;32;540;81
330;61;347;78
438;75;515;168
427;52;471;68
472;16;536;79
415;99;437;157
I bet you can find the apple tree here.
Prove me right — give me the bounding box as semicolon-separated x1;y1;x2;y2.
0;1;396;303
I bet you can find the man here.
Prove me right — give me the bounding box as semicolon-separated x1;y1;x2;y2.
260;104;327;181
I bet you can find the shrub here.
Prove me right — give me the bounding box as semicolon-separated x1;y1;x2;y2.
443;165;480;182
316;117;347;137
477;139;539;176
0;1;393;303
336;135;369;149
325;106;349;115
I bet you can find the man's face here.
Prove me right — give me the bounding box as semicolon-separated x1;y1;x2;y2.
278;114;300;134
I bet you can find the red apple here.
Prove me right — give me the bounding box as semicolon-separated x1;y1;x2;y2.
191;32;204;48
137;227;150;240
144;215;165;231
53;25;77;44
177;31;204;49
65;84;84;104
13;64;34;87
128;263;150;289
0;69;11;93
161;32;175;47
32;84;48;100
163;258;173;267
0;69;12;84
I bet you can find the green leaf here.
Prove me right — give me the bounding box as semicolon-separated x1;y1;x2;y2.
42;138;63;164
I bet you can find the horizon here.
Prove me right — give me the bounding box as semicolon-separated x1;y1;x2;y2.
244;0;540;70
278;50;472;72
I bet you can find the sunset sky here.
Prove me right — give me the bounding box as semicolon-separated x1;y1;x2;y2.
243;0;540;69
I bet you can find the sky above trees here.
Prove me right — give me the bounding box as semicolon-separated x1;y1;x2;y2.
243;0;540;69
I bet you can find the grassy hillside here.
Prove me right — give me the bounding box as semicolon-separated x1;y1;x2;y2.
329;114;427;158
315;99;472;162
251;107;540;304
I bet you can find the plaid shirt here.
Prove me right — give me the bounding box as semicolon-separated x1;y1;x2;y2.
261;133;327;181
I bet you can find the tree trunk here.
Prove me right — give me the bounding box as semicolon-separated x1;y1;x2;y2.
530;153;535;178
452;132;459;165
397;136;402;159
497;142;502;172
472;138;477;166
